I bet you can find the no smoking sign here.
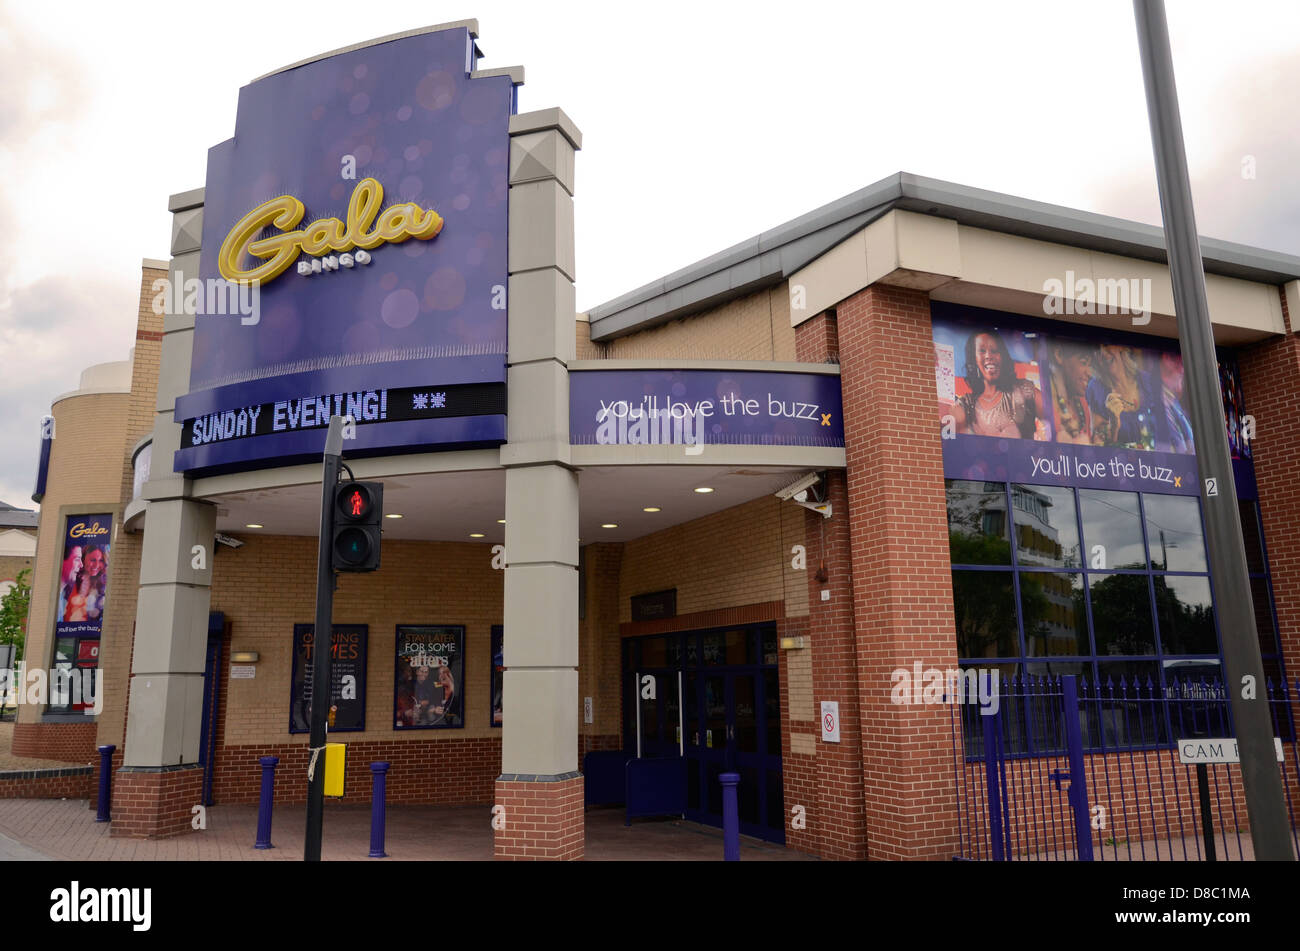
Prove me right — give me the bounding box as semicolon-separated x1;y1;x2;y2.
820;700;841;743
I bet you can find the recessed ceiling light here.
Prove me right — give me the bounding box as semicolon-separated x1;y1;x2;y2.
643;506;661;513
245;523;264;529
385;513;403;519
601;523;618;529
497;519;506;524
693;487;714;494
469;532;485;538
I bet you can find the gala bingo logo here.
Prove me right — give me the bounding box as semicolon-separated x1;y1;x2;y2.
217;176;444;285
69;520;110;539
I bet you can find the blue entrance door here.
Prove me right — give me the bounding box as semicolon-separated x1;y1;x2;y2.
624;625;785;844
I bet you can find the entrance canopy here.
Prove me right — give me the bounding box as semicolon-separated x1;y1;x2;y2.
204;463;818;545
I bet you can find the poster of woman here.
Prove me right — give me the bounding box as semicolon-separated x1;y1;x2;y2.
394;625;465;729
55;515;111;639
1084;343;1170;451
934;320;1047;441
1047;338;1103;445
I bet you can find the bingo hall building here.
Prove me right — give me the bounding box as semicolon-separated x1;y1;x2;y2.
14;20;1300;861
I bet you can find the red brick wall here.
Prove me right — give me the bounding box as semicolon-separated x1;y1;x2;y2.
795;310;839;365
837;284;962;860
210;737;502;805
11;721;97;763
1239;321;1300;677
110;766;205;838
802;471;867;859
0;767;93;800
493;775;584;860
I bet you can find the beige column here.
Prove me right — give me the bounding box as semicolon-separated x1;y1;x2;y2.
112;188;217;837
495;108;585;860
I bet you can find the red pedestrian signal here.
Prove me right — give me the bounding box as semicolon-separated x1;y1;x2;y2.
332;481;383;572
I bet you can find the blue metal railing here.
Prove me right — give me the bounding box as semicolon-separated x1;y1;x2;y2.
950;673;1300;861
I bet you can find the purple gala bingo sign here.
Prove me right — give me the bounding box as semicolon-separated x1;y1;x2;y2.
174;26;512;475
931;301;1257;499
569;369;844;448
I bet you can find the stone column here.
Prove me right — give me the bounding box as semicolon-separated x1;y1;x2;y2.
112;189;217;838
495;108;585;860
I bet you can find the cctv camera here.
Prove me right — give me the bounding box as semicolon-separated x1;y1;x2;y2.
775;471;820;501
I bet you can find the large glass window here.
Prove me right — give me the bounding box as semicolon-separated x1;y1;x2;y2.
947;481;1286;750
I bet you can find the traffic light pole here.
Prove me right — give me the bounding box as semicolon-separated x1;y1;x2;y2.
1133;0;1294;859
305;415;345;862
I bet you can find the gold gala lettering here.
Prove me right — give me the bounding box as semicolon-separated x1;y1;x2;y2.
217;178;444;284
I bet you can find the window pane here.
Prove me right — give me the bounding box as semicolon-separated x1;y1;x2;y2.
1163;661;1230;738
725;629;753;665
946;480;1011;565
641;636;667;668
1155;575;1217;655
1012;484;1080;568
1143;494;1206;572
1239;500;1266;574
702;632;725;665
1079;489;1147;569
1021;572;1087;656
952;570;1018;659
1089;573;1156;655
665;635;682;668
1023;658;1091;680
1091;660;1166;747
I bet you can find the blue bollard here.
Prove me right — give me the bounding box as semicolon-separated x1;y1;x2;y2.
369;762;390;858
720;772;740;861
254;756;278;850
95;745;115;822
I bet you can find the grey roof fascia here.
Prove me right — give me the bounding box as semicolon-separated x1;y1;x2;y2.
587;171;1300;343
588;178;902;341
891;173;1300;284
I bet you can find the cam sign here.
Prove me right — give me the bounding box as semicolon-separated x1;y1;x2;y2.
1177;737;1284;765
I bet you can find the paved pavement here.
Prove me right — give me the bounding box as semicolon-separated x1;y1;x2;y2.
0;798;812;861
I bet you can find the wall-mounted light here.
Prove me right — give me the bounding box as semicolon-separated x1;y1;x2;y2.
231;650;260;663
779;636;805;651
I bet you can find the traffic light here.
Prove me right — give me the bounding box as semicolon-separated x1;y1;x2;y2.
332;481;383;572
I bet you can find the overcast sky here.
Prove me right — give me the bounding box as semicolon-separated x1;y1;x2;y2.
1;0;1297;507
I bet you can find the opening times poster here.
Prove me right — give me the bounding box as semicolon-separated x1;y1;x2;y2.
394;625;464;729
290;624;368;733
